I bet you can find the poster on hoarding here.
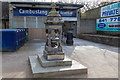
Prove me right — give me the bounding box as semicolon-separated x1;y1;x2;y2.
101;2;120;17
96;16;120;31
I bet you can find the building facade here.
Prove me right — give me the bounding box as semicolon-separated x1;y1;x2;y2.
0;2;9;29
9;2;83;40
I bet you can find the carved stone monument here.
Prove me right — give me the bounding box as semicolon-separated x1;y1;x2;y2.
28;3;87;78
43;3;64;61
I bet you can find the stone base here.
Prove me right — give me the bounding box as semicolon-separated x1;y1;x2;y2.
28;56;87;78
43;50;64;60
38;54;72;67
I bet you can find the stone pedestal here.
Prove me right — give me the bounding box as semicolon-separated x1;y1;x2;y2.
28;55;87;78
38;54;72;67
43;50;64;61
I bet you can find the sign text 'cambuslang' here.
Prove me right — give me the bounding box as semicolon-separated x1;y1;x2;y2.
13;8;77;17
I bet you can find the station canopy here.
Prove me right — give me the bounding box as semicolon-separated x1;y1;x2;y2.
10;2;84;21
10;2;83;9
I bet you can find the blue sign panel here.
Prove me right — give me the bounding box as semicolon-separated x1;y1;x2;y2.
101;2;120;17
96;16;120;31
13;7;77;17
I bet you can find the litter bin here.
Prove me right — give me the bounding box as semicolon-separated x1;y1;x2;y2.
66;30;73;46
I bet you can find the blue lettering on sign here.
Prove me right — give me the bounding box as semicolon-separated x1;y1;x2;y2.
98;23;106;28
99;19;107;22
13;7;77;17
102;8;118;17
101;2;120;17
118;17;120;21
98;17;119;23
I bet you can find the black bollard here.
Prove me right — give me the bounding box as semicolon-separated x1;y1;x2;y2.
66;30;73;46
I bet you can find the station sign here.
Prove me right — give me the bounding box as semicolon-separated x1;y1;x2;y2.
101;2;120;17
96;16;120;31
13;7;77;17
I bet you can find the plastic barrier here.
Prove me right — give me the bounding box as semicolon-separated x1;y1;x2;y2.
0;29;19;52
0;29;27;52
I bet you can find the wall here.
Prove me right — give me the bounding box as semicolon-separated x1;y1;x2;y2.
28;28;46;40
0;2;9;29
79;19;96;34
79;34;120;47
0;21;2;29
2;20;9;29
77;9;81;35
81;7;101;19
97;31;120;36
2;2;9;20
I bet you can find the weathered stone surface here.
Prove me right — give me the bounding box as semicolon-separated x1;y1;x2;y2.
38;54;72;67
44;3;64;60
43;50;64;60
28;56;87;78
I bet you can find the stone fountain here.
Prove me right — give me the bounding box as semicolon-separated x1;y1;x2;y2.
43;3;64;61
28;3;87;78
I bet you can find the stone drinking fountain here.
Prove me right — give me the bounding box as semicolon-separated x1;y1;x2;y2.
28;3;87;78
43;3;64;61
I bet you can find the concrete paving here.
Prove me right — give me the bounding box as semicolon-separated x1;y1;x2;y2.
2;38;119;78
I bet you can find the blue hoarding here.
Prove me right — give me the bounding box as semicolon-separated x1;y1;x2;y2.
96;16;120;31
101;2;120;17
13;7;77;17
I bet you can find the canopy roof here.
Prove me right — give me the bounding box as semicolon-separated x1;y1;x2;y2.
10;2;84;9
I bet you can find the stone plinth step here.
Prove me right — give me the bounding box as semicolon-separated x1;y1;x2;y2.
38;54;72;67
43;50;64;60
28;56;87;78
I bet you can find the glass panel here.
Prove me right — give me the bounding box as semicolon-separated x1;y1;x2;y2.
26;16;36;28
38;16;46;28
14;16;24;28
